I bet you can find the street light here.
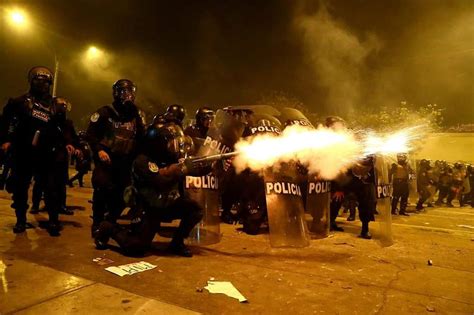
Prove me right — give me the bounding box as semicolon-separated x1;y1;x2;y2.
86;46;104;60
6;9;29;30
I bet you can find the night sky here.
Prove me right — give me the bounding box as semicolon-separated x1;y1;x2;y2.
1;0;473;128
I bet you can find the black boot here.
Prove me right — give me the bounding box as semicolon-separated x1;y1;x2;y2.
13;222;26;233
360;221;372;239
30;204;40;214
399;208;410;216
13;209;27;233
330;222;344;232
347;214;355;221
47;221;61;237
94;221;113;250
168;238;193;257
59;206;74;215
416;200;424;211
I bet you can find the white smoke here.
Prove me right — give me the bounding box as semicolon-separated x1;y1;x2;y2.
296;4;381;113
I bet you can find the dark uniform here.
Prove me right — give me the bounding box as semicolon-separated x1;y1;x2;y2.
446;164;464;207
325;116;350;232
0;67;78;235
68;132;92;187
348;156;377;239
94;122;205;257
329;174;350;231
87;79;145;234
389;153;412;216
184;107;214;140
416;160;433;210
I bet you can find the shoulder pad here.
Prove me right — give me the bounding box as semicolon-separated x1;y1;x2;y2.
8;94;29;106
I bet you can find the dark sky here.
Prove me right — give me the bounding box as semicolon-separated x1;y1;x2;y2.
1;0;473;128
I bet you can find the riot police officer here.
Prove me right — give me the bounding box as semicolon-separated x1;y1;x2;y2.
349;156;377;239
416;159;433;210
87;79;145;235
325;116;348;231
68;131;92;187
389;153;412;216
94;122;205;257
163;104;186;126
0;66;79;235
184;107;215;139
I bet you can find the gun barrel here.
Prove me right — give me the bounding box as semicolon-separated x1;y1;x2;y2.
191;151;238;164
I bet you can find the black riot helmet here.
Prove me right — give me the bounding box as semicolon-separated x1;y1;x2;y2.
164;104;186;125
397;153;408;164
420;159;432;170
112;79;136;105
28;66;53;96
195;107;215;128
144;122;193;163
325;116;346;129
152;113;166;129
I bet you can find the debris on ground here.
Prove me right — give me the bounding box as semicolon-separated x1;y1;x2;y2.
427;260;433;266
92;257;114;266
105;261;156;277
196;287;203;293
341;285;352;290
334;242;355;247
426;305;435;312
204;281;247;303
457;225;474;230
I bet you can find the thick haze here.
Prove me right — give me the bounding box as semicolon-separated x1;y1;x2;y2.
1;0;473;129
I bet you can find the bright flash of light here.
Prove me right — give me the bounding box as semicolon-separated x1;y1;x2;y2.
233;125;363;179
362;125;425;156
86;46;103;59
6;9;29;28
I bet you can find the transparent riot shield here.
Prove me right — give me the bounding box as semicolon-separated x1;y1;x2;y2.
375;155;394;246
187;110;245;245
306;177;331;238
186;174;221;245
263;162;310;248
278;107;314;129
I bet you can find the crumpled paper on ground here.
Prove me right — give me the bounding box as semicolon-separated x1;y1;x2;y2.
204;281;247;302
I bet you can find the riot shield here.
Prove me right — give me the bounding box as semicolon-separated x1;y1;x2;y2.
306;177;331;238
276;109;326;237
187;110;245;245
264;162;310;248
186;174;221;245
375;155;394;246
278;107;314;129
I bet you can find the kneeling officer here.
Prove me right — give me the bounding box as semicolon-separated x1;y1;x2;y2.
94;122;205;257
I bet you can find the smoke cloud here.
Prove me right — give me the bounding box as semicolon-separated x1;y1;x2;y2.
295;4;381;114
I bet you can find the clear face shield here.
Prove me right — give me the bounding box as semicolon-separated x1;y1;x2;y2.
30;76;52;95
167;134;194;159
114;86;136;105
201;113;214;128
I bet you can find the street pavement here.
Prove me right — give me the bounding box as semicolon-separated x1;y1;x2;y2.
0;175;473;314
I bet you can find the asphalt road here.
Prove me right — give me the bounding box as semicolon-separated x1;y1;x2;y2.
0;176;473;314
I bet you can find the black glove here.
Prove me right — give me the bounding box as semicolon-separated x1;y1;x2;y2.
181;158;212;176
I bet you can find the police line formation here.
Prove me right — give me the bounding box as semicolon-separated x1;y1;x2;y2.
0;66;472;257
